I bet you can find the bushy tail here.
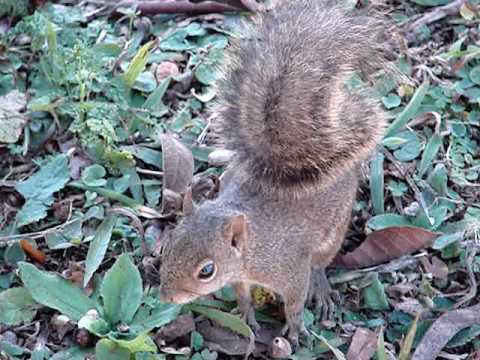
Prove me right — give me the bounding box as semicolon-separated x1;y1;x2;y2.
213;0;388;197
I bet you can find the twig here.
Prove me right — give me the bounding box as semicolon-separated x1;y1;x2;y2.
408;0;467;32
114;0;247;15
412;302;480;360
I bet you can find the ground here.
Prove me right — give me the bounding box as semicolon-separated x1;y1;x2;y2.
0;0;479;359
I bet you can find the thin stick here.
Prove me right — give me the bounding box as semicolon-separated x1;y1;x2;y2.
408;0;467;32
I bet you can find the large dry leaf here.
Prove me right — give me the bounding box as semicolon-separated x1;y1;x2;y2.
332;226;439;269
412;302;480;360
0;90;27;143
161;133;194;193
346;328;377;360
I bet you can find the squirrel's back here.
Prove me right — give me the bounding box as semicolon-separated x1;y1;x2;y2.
213;0;387;197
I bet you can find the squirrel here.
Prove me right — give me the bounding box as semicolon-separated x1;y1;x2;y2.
159;0;387;349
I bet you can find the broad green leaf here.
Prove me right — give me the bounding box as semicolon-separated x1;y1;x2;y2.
187;304;253;338
95;339;130;360
78;312;110;336
447;325;480;348
130;302;181;333
367;214;412;230
362;273;389;310
84;215;117;286
418;134;442;177
143;77;171;111
101;254;143;325
133;72;157;93
110;333;157;353
81;164;107;187
393;131;422;162
50;346;92;360
0;287;39;325
370;152;384;215
191;331;204;351
0;340;27;357
4;242;26;266
382;93;401;109
385;81;429;137
432;232;464;250
19;262;96;321
470;65;480;84
195;49;223;85
16;154;70;227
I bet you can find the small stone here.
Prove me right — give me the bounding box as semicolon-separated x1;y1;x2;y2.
155;61;179;82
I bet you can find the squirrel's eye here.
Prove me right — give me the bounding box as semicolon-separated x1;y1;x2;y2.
198;261;216;281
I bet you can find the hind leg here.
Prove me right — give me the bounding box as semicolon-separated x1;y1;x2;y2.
307;266;339;321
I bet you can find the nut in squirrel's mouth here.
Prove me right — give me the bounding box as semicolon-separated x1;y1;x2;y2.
159;286;200;304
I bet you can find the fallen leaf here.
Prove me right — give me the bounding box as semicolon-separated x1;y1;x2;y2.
420;256;449;279
346;328;377;360
0;90;27;143
155;313;195;342
19;239;46;264
161;132;194;194
412;302;480;360
332;226;439;268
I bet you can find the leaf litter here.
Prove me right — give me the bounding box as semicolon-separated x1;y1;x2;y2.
0;0;480;359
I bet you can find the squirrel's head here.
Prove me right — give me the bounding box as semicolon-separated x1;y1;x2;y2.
159;201;248;304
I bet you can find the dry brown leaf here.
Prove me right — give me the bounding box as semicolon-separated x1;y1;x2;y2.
420;256;449;279
346;327;377;360
332;226;439;269
0;90;27;143
412;302;480;360
19;239;46;264
161;132;194;194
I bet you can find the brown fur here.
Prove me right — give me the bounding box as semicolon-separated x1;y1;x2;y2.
159;0;387;348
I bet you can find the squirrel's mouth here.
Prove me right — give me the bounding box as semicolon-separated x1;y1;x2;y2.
159;286;200;304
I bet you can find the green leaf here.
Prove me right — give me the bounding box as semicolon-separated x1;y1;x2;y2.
130;302;181;333
19;262;96;321
0;340;27;357
385;81;429;137
370;152;384;215
50;346;92;360
0;287;39;325
143;77;171;111
124;42;154;88
362;273;389;310
191;331;204;351
310;331;346;360
376;327;387;360
393;131;422;162
101;254;143;325
367;214;412;230
399;314;419;360
470;65;480;84
81;164;107;187
447;325;480;348
418;134;442;177
382;93;401;109
110;333;157;353
432;232;464;250
95;339;131;360
195;49;223;85
16;154;70;227
382;136;409;148
409;0;450;6
84;215;117;286
187;304;253;338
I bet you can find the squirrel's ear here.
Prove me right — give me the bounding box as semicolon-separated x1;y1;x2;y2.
223;214;248;256
182;187;196;215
